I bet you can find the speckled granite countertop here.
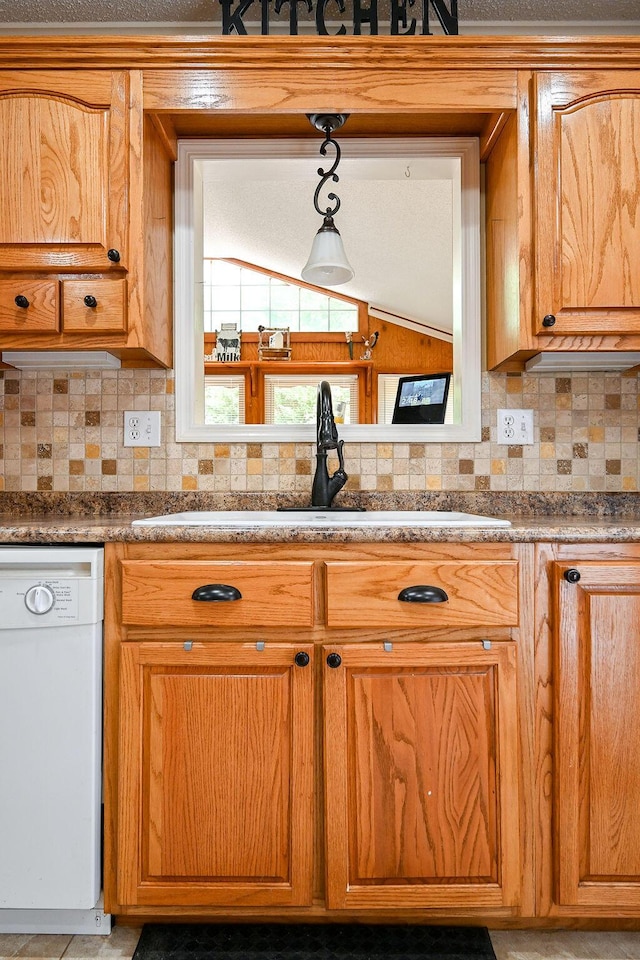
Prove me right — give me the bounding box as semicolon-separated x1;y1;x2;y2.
1;492;640;544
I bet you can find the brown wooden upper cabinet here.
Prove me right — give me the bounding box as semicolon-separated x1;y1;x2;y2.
0;69;173;368
486;67;640;369
0;71;128;272
534;71;640;338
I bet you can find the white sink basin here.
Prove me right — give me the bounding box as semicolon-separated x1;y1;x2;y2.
132;510;511;528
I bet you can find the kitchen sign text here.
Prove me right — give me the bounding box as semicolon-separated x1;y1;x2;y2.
219;0;458;35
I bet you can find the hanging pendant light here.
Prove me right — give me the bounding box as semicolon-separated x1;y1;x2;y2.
301;113;355;287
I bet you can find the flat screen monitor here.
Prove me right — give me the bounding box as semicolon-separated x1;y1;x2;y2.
391;373;451;425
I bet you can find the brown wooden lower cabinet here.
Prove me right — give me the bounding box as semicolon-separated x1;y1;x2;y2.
117;641;315;908
115;637;520;914
323;641;520;911
552;559;640;911
106;541;529;920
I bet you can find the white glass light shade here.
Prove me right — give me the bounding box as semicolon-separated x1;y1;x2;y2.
301;219;354;286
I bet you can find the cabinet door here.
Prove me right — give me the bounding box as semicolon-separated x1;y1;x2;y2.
0;71;128;271
323;641;520;911
555;562;640;909
535;72;640;336
118;641;314;908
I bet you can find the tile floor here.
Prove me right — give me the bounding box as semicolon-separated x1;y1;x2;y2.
1;928;640;960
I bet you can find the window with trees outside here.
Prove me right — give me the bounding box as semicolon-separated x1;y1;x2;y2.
203;259;359;334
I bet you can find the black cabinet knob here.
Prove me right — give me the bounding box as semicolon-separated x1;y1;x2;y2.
191;583;242;602
326;653;342;669
107;248;121;263
83;295;98;308
295;651;310;667
542;314;556;327
14;295;29;308
398;585;449;603
564;568;581;584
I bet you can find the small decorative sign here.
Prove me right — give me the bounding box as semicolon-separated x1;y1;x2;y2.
214;323;242;362
219;0;458;35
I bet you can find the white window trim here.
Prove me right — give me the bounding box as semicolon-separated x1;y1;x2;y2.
174;137;481;443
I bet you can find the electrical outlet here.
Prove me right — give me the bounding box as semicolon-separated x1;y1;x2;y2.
497;409;534;445
123;411;161;447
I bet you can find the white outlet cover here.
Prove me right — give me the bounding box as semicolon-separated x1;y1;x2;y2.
123;410;161;447
497;408;534;445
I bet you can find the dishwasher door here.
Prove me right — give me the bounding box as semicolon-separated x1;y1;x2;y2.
0;546;107;928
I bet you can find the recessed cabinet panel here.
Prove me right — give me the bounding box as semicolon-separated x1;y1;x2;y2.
535;72;640;335
323;642;520;910
120;559;315;627
0;71;128;272
554;561;640;909
62;279;127;333
0;279;58;332
324;560;519;627
117;641;314;907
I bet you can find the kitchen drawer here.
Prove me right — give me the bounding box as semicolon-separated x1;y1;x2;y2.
62;278;126;333
120;559;315;628
324;560;519;628
0;278;58;332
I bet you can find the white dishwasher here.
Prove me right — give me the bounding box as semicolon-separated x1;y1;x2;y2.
0;546;111;934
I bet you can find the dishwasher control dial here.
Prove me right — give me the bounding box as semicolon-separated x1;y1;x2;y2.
24;584;56;615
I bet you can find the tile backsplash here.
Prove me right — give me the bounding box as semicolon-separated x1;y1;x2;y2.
0;368;638;493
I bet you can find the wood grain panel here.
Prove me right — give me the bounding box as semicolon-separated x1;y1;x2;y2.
554;561;640;909
118;641;314;907
140;112;174;368
62;279;126;333
559;97;640;314
120;559;314;627
146;672;290;880
0;278;58;332
485;71;536;371
0;94;106;246
325;560;519;627
350;669;497;882
587;595;640;877
143;68;517;114
323;641;520;910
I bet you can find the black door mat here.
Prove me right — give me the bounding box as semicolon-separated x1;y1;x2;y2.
132;923;497;960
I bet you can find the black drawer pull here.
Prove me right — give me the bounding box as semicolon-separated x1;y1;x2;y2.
15;295;29;308
84;295;98;308
107;248;121;263
326;653;342;668
191;583;242;602
398;585;449;604
295;651;310;667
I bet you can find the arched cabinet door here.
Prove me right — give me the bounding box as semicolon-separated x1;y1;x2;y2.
0;70;129;272
534;71;640;337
